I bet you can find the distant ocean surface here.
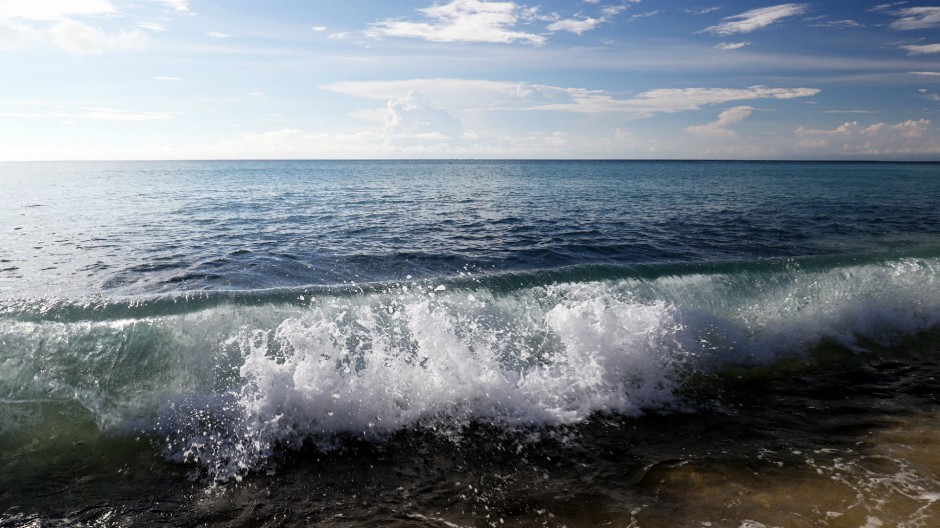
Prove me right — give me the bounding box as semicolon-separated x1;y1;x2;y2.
3;160;940;527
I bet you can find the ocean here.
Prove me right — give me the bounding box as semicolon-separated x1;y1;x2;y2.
2;160;940;527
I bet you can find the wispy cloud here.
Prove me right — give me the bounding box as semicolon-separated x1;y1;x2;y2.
384;91;462;138
715;41;750;50
367;0;545;44
0;0;116;20
50;20;146;54
795;118;938;155
910;71;940;76
547;2;636;35
686;105;753;139
0;0;188;54
322;78;819;117
915;88;939;102
0;107;178;121
137;22;166;32
78;109;178;121
685;7;722;15
154;0;189;14
206;31;234;38
547;17;603;34
889;7;940;30
901;43;940;55
809;19;864;29
0;18;40;49
869;2;907;13
154;76;181;81
631;10;662;20
552;85;819;115
703;3;809;35
602;5;628;17
311;26;328;32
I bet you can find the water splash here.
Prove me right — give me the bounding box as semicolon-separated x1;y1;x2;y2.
3;257;940;480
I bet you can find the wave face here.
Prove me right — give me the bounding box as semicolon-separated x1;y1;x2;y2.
3;256;940;481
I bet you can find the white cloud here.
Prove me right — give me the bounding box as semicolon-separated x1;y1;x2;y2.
547;3;634;35
686;105;753;139
0;17;40;49
795;118;939;155
0;107;177;121
809;19;864;29
32;123;646;161
311;26;328;32
0;0;174;54
0;0;115;20
323;79;532;126
901;43;940;55
367;0;546;44
910;71;940;76
384;91;462;138
531;85;818;115
686;7;722;15
328;32;350;40
547;17;602;34
631;10;662;19
49;19;146;54
703;3;809;35
154;76;181;81
889;7;940;30
78;109;177;121
322;78;819;117
206;31;234;38
137;22;166;32
154;0;189;14
715;41;750;50
870;2;907;13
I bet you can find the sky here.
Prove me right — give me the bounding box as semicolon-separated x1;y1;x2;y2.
1;0;939;160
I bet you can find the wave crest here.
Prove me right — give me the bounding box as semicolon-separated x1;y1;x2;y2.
3;257;940;480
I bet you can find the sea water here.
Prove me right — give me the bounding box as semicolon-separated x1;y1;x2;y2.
2;160;940;526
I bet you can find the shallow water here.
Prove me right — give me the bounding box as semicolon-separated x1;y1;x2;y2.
2;160;940;526
4;332;940;526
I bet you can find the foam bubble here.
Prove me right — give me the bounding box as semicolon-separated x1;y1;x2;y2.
4;257;940;480
156;286;694;479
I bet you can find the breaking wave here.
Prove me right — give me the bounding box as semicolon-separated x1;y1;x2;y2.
2;256;940;480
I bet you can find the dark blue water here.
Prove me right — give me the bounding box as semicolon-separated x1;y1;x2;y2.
3;160;938;296
2;160;940;527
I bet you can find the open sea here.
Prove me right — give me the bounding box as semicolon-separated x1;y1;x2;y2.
2;160;940;527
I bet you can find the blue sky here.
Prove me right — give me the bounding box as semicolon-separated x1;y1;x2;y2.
1;0;939;160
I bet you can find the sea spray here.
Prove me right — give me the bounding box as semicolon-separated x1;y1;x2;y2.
3;257;940;481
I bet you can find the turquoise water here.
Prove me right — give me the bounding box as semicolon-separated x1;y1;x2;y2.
2;160;940;526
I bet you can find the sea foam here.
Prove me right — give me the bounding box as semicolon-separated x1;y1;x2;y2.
3;257;940;480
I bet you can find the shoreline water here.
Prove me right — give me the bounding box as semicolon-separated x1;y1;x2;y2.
4;328;940;526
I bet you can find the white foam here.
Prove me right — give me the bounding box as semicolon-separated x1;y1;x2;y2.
4;257;940;480
156;285;695;479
